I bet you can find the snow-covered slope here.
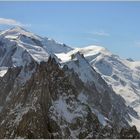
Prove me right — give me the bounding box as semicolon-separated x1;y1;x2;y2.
0;27;139;138
0;27;72;67
56;45;140;131
0;67;8;77
0;54;138;138
42;38;72;53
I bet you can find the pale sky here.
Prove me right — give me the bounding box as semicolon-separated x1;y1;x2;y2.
0;1;140;60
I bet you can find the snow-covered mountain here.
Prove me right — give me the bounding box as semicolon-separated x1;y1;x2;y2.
0;27;139;138
56;45;140;131
0;27;72;67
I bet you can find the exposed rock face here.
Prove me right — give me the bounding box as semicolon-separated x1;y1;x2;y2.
0;27;140;139
0;58;100;138
0;66;22;107
120;126;140;139
0;57;139;138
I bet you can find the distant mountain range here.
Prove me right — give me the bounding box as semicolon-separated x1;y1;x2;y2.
0;27;140;138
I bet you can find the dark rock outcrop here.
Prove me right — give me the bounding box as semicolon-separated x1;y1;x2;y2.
120;125;140;139
0;57;139;138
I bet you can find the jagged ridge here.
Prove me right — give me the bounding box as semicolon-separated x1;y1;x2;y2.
0;27;139;138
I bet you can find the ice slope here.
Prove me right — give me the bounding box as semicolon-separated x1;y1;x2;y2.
58;51;108;93
76;46;140;104
56;45;140;106
42;38;72;53
0;27;72;67
57;51;139;130
0;67;8;77
56;45;140;131
3;26;72;53
0;26;41;40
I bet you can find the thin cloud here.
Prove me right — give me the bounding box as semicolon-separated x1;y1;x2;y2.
89;30;110;37
83;30;109;43
0;18;30;27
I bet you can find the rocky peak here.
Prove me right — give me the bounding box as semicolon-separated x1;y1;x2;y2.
0;27;140;138
120;125;140;139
